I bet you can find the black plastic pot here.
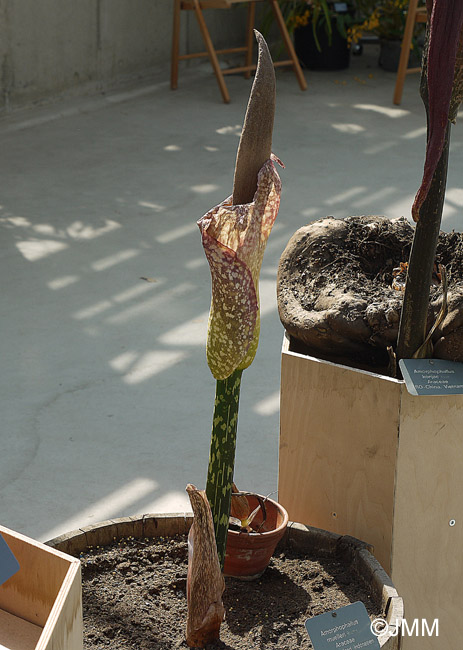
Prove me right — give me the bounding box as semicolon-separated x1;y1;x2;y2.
378;38;422;72
294;20;350;71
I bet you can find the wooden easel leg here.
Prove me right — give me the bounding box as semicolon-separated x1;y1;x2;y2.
393;0;419;105
171;0;181;90
244;2;256;79
269;0;307;91
193;0;231;103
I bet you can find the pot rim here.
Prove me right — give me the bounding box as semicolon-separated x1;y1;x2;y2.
229;494;289;537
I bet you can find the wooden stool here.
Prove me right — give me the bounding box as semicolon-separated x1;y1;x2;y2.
171;0;307;103
393;0;427;105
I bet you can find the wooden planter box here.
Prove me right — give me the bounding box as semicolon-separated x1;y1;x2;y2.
0;525;82;650
47;513;402;649
279;333;463;650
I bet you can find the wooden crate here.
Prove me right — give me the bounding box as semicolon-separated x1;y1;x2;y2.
279;333;463;650
0;525;82;650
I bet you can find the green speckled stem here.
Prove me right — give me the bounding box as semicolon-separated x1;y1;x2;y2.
205;368;243;569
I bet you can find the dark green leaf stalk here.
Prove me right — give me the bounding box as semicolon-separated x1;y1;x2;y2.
205;369;243;568
396;124;451;360
397;3;463;362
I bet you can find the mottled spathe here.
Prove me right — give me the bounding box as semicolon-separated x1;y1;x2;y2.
198;155;283;380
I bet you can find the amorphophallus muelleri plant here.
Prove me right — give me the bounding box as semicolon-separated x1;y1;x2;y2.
185;31;281;648
197;32;282;568
397;0;463;360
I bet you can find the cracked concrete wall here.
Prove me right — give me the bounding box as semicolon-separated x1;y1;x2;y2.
0;0;247;111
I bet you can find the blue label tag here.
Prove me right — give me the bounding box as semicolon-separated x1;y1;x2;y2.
399;358;463;396
0;533;20;587
305;601;380;650
333;2;348;11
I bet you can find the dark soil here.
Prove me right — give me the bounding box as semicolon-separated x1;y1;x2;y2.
80;534;382;649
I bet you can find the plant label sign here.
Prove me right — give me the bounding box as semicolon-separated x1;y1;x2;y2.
0;533;20;587
305;601;380;650
399;358;463;396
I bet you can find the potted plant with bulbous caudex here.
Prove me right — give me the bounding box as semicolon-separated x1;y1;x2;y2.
277;3;463;649
185;31;288;648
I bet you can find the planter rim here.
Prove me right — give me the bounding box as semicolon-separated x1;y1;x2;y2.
282;331;405;385
46;513;403;648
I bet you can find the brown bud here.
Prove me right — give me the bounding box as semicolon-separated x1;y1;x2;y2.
230;482;250;523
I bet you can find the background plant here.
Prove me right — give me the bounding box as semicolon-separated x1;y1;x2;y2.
265;1;357;52
349;0;426;44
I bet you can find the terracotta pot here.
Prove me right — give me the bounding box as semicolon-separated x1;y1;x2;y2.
224;495;288;580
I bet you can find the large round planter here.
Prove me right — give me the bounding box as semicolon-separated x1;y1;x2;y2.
47;514;402;649
224;494;288;579
294;21;350;71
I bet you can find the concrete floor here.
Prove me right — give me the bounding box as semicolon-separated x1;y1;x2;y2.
1;47;462;543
